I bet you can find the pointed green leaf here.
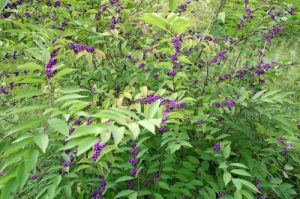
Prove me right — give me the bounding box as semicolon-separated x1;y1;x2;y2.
223;172;232;186
138;120;155;134
48;118;69;136
77;137;98;156
34;133;49;154
112;127;125;145
127;123;140;139
231;169;252;177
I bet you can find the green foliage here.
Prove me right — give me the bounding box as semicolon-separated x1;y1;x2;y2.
0;0;299;198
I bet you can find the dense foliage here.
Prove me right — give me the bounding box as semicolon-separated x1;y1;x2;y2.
0;0;299;198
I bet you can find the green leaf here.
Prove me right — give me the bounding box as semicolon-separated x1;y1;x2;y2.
16;162;28;190
13;89;43;100
34;133;49;154
115;176;135;183
234;190;242;199
238;179;260;193
55;94;88;103
158;181;170;190
138;120;155;134
127;123;140;139
77;137;98;156
52;69;76;79
0;0;9;12
60;86;86;94
18;62;43;71
141;13;168;30
231;169;252;177
223;172;232;186
147;100;160;119
70;124;111;139
232;178;242;190
154;193;164;199
218;12;226;23
112;127;125;145
241;190;255;199
5;118;43;137
7;105;45;115
91;110;127;125
1;178;16;199
97;145;118;161
115;190;135;198
24;149;39;173
169;0;178;12
229;163;249;169
128;192;138;199
48;118;69;136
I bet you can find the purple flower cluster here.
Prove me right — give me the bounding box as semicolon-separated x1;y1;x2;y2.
128;141;139;175
92;142;107;161
91;178;106;199
70;44;94;54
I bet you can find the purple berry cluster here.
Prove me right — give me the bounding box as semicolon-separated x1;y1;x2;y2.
90;178;106;199
109;16;122;30
60;149;76;169
97;1;124;30
92;142;107;161
264;25;283;43
209;49;227;65
0;86;8;95
138;93;161;104
45;48;60;78
213;142;221;152
30;163;49;182
137;93;186;133
278;137;293;154
171;35;183;53
217;191;227;199
2;0;26;18
255;179;263;192
70;44;94;54
128;141;139;175
237;5;254;28
177;1;191;12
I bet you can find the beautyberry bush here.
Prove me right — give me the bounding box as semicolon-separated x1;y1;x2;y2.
0;0;299;199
